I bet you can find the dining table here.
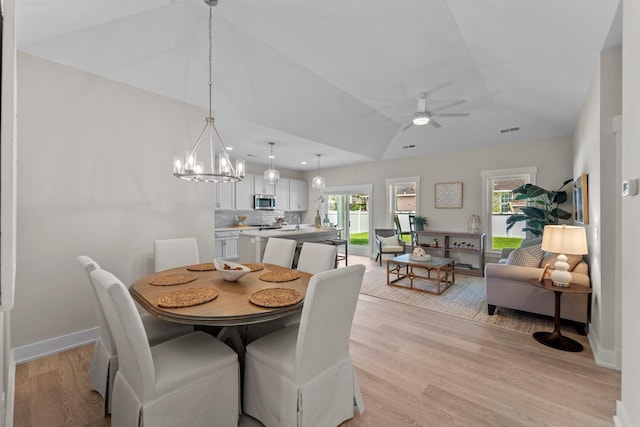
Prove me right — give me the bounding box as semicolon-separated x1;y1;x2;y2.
130;263;312;361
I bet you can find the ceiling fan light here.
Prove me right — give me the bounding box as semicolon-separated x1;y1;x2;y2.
413;116;430;126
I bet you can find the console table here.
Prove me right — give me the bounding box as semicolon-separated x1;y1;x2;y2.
414;231;485;277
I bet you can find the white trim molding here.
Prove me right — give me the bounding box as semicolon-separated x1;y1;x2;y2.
588;329;621;370
13;327;98;364
613;400;631;427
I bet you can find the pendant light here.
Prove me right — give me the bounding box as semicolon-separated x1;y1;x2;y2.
264;142;280;184
312;154;326;189
173;0;245;183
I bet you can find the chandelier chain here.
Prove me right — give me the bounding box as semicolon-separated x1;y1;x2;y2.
208;5;213;118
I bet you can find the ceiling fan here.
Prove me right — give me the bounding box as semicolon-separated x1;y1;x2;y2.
400;94;470;131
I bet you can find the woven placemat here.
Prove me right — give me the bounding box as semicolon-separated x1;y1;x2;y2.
259;270;301;283
242;263;265;272
249;288;302;308
157;288;218;308
149;272;198;286
186;263;216;272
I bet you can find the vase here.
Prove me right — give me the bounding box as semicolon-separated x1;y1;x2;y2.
468;215;481;233
314;210;321;228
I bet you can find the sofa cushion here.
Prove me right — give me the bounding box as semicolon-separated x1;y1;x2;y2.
542;252;584;271
377;235;399;247
506;244;544;267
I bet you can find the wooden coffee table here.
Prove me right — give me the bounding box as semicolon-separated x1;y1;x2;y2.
528;279;592;352
387;254;455;295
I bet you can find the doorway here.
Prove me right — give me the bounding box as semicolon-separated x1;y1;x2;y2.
323;185;373;257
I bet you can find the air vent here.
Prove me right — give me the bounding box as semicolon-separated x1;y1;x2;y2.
402;144;416;149
247;153;258;158
500;126;520;134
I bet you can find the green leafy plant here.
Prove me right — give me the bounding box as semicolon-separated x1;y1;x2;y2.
506;179;573;237
413;215;428;231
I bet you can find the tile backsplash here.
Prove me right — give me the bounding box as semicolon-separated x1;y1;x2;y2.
215;210;302;227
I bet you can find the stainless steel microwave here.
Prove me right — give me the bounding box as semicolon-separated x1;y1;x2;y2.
254;194;276;210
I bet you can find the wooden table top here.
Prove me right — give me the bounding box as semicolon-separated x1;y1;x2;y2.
130;264;312;327
528;278;592;294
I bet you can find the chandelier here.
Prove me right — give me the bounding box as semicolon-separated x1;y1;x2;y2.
173;0;244;183
312;154;326;189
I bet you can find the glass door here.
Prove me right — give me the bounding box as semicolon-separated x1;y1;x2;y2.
325;191;370;257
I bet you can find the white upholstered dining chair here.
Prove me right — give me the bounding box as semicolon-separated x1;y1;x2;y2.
296;242;337;275
261;237;297;268
153;237;200;272
90;268;240;427
243;264;366;427
76;256;193;414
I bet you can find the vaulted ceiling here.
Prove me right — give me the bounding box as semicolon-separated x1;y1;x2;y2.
16;0;620;171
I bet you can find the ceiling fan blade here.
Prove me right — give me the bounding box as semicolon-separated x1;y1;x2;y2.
429;99;466;113
432;112;470;117
429;119;442;128
401;122;414;131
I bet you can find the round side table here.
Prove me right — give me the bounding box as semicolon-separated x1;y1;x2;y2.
528;279;592;352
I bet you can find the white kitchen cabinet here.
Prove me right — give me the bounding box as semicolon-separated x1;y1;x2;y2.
289;179;308;211
235;174;254;210
254;174;275;196
275;178;290;210
214;231;239;260
215;182;234;210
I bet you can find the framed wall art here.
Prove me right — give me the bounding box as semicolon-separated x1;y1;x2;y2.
573;173;589;225
434;182;463;209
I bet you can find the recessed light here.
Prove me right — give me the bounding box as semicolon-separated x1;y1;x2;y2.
225;146;233;151
301;161;307;165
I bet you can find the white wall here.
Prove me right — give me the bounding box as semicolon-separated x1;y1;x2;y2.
618;0;640;425
12;53;219;349
573;45;622;368
303;136;573;247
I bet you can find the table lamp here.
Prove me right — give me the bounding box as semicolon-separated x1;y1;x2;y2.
540;225;588;287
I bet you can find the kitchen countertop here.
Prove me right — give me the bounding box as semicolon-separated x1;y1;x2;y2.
238;226;339;239
215;226;259;232
215;224;315;232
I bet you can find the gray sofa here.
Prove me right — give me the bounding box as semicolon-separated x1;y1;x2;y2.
484;249;591;333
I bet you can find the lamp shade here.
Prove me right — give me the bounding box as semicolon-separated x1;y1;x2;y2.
541;225;588;255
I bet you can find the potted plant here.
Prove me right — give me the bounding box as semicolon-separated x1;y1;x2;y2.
413;215;428;231
506;179;573;237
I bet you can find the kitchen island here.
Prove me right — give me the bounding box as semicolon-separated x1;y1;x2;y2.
238;226;340;263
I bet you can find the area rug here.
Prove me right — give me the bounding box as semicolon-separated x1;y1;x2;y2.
361;267;554;335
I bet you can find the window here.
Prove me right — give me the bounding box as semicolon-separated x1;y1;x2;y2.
386;177;420;243
481;168;537;252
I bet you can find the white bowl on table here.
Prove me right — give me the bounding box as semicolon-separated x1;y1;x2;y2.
213;259;251;282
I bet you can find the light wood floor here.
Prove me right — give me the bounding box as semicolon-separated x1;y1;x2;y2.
14;255;620;426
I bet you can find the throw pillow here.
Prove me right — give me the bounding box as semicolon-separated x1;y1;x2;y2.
541;252;583;271
506;244;544;267
377;235;399;247
520;237;543;248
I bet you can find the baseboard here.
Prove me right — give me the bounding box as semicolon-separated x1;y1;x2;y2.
613;400;632;427
587;328;621;370
13;327;98;364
